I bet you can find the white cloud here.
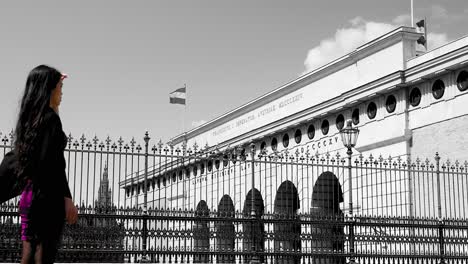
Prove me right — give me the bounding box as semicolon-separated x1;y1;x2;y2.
392;14;411;25
191;119;207;128
302;16;449;74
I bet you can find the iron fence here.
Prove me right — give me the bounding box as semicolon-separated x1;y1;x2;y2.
0;130;467;263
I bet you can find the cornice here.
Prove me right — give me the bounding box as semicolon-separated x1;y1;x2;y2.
405;45;468;85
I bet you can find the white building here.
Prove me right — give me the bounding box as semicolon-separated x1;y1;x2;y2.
124;26;468;220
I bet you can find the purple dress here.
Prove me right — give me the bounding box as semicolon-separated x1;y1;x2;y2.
19;180;33;241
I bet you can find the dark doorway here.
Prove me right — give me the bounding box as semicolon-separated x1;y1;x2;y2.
311;172;345;264
243;188;265;263
193;200;210;263
216;195;235;263
274;181;300;264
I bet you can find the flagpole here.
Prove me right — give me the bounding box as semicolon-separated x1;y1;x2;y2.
183;83;187;147
424;17;428;50
411;0;414;26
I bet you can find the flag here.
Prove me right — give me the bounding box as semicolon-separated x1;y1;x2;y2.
415;19;425;28
417;35;426;46
170;87;186;105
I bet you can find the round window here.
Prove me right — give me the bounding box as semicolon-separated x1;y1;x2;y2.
215;159;220;169
282;133;289;148
385;95;397;113
223;154;229;167
307;124;315;139
432;79;445;99
336;114;345;130
367;102;377;119
352;109;359;125
409;87;421;107
457;70;468;91
294;129;302;144
207;161;213;172
200;163;205;174
321;120;329;135
271;138;278;151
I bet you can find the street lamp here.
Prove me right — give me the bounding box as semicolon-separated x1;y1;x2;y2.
339;120;359;264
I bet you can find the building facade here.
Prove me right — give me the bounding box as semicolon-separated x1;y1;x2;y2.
124;26;468;221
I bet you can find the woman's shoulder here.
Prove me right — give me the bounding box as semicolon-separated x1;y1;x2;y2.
42;108;62;128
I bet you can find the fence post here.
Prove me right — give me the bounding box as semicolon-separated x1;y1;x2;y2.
250;143;260;264
141;131;151;263
435;153;445;264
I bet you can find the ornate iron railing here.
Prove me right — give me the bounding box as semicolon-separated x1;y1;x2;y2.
0;131;467;263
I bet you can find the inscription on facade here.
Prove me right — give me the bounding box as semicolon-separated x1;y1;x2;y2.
212;93;304;137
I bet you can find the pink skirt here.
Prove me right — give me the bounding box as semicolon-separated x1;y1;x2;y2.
19;180;33;241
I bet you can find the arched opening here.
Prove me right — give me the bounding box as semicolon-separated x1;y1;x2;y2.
243;188;265;263
217;195;235;263
193;200;209;263
274;181;300;264
310;172;345;264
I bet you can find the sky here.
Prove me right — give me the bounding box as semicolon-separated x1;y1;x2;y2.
0;0;467;147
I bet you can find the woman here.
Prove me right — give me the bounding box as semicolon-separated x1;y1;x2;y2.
15;65;78;263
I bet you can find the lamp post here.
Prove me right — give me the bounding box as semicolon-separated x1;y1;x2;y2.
339;120;359;264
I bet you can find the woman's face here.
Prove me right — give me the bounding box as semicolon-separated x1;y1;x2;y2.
50;79;63;109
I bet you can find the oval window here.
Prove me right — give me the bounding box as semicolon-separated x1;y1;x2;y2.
409;87;421;107
367;102;377;119
271;138;278;151
207;161;213;172
385;95;397;113
282;134;289;148
307;124;315;139
294;129;302;144
457;70;468;91
336;114;345;130
260;141;266;151
432;79;445;99
352;109;359;125
321;120;329;135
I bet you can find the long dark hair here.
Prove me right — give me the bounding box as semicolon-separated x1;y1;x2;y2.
14;65;62;182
